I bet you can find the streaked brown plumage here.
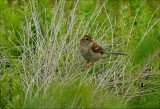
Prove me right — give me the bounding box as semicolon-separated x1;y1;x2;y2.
79;35;126;67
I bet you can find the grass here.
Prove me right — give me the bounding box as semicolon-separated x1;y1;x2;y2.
0;0;160;108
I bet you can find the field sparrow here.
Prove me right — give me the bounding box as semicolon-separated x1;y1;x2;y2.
79;35;126;67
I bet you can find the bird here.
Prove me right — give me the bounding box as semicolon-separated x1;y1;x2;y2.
79;34;126;67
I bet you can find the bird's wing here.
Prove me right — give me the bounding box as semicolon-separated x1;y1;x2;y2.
91;43;105;55
91;43;127;55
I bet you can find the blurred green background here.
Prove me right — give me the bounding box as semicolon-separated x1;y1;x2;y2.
0;0;160;108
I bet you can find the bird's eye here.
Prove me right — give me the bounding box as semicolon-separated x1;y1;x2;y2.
86;38;89;40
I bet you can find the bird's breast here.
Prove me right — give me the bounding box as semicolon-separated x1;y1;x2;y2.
79;45;102;62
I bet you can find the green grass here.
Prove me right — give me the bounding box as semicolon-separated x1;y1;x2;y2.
0;0;160;108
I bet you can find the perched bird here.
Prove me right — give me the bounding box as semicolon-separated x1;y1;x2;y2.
79;34;126;67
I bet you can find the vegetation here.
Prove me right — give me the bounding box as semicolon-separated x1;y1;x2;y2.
0;0;160;108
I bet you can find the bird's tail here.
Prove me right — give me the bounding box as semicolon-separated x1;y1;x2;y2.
104;52;127;55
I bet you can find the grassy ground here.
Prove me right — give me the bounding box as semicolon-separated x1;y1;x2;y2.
0;0;160;108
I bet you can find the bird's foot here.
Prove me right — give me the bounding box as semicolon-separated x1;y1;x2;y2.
86;62;94;67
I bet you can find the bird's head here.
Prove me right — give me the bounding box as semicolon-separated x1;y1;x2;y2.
80;35;93;46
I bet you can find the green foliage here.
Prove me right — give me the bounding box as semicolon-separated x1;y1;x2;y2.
1;0;160;108
128;93;160;108
133;36;160;64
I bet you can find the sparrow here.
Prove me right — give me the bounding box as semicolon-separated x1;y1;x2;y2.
79;35;126;67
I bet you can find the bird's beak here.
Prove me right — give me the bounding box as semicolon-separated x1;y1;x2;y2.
90;39;93;42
